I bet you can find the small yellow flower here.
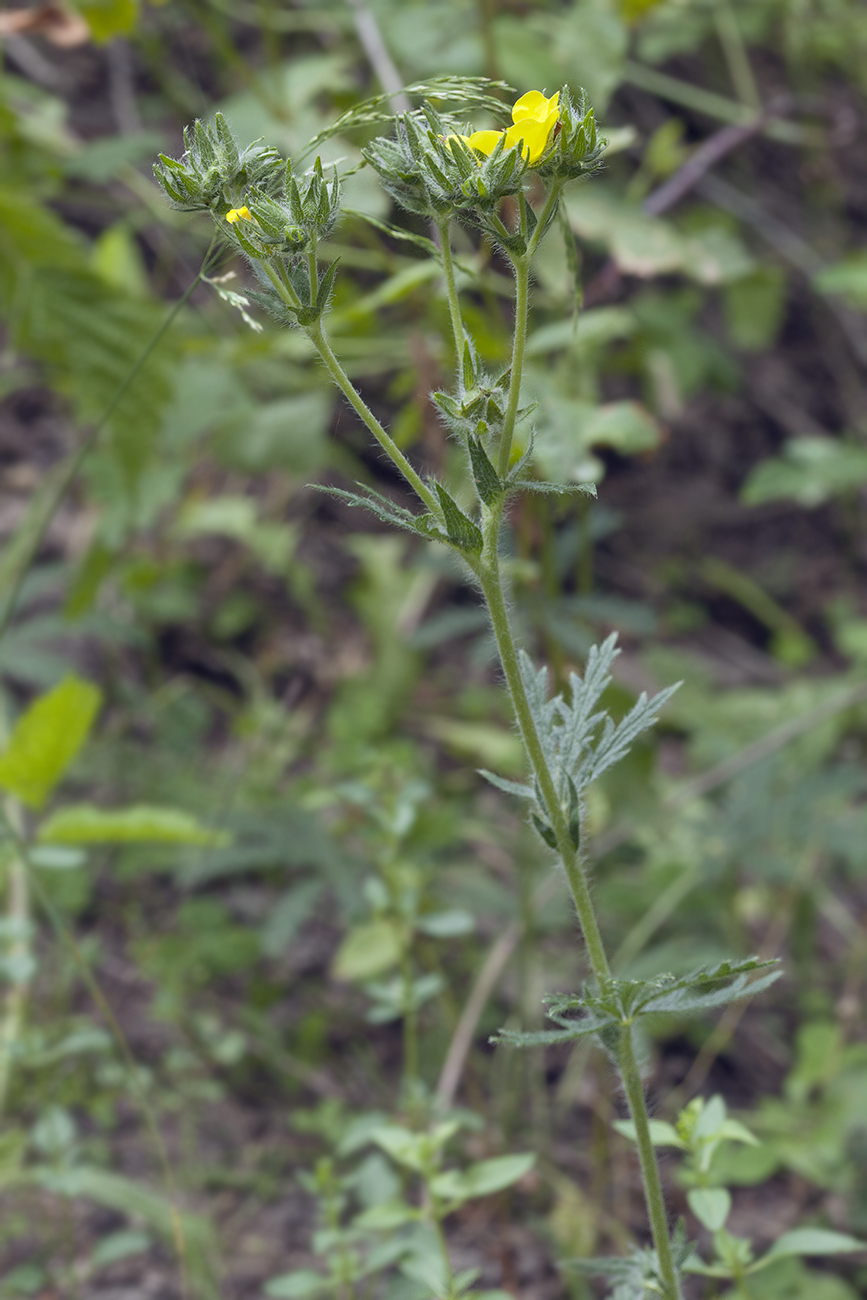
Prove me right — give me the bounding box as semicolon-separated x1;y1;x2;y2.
226;206;252;223
465;90;560;166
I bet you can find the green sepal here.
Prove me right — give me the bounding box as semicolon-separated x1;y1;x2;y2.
467;436;503;506
434;483;483;554
315;484;444;544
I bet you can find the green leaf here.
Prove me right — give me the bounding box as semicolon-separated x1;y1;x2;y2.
430;1153;535;1203
434;484;483;554
0;677;101;809
415;910;474;938
613;1119;685;1148
718;1118;760;1146
332;919;403;981
509;479;597;497
687;1188;731;1232
353;1201;420;1230
264;1270;330;1298
77;0;139;42
750;1229;867;1272
38;805;229;847
467;437;503;506
315;484;442;543
742;438;867;509
477;770;535;800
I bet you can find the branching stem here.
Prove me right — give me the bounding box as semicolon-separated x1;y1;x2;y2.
437;217;467;387
307;321;444;520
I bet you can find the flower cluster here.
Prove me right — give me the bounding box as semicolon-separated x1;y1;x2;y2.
363;103;526;220
153;113;283;216
154;116;341;262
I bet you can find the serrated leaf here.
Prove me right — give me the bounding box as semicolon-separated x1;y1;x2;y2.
0;677;101;809
38;805;229;847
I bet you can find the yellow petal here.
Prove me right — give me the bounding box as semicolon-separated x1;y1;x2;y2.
504;119;551;164
467;130;504;157
226;206;252;223
512;90;559;125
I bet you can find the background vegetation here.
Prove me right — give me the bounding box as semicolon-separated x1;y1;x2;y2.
2;0;867;1295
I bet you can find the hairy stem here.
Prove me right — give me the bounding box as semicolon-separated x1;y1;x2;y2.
437;217;467;387
478;527;610;981
618;1028;681;1299
497;256;530;478
307;321;444;520
479;513;680;1300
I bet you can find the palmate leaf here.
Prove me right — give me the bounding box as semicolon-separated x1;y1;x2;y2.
496;958;781;1049
635;956;782;1016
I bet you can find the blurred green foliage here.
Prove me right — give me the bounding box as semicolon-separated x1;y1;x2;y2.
1;0;867;1295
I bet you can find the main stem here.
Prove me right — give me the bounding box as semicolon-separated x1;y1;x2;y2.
478;515;681;1300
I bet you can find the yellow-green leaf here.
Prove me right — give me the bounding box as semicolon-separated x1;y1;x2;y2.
332;920;403;982
38;805;229;847
0;677;101;809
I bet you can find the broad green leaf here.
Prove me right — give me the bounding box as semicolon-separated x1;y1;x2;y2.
718;1118;759;1146
370;1125;428;1173
353;1201;420;1230
742;438;867;509
687;1187;731;1232
0;677;101;809
750;1229;867;1272
331;919;404;981
430;1153;535;1203
613;1118;684;1148
38;804;229;847
264;1270;330;1298
415;910;474;938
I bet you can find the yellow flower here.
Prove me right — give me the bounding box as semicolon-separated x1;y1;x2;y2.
465;90;560;165
226;206;252;223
